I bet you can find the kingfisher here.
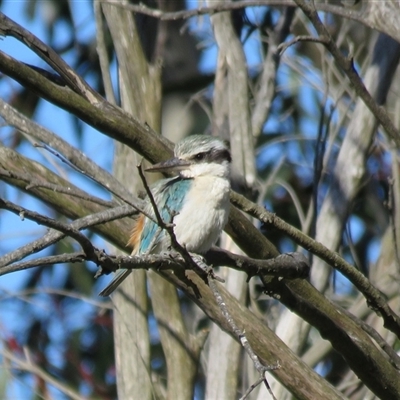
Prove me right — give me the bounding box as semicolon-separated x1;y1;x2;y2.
99;135;231;296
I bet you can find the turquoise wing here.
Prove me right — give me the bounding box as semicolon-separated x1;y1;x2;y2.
99;177;192;297
139;176;192;254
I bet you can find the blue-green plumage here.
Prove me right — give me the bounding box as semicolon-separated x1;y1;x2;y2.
139;177;192;253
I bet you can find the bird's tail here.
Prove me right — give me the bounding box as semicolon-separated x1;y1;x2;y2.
98;269;132;297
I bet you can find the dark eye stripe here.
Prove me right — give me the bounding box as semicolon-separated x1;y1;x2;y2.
190;148;231;164
209;148;231;163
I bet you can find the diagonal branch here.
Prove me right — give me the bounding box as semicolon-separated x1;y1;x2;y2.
0;12;102;104
0;168;112;208
292;0;400;147
0;97;135;203
231;191;400;339
0;198;97;261
0;204;137;271
0;50;172;165
1;345;83;400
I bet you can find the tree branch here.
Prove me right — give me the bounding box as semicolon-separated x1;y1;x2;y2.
252;7;295;138
0;168;112;207
230;191;400;339
102;0;400;43
0;204;137;271
0;50;172;165
293;0;400;147
0;12;102;104
0;97;135;204
0;198;99;261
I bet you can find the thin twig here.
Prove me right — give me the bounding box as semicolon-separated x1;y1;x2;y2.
0;97;137;205
252;8;295;137
103;0;400;46
0;198;97;260
206;248;309;280
34;143;89;174
277;35;328;55
341;306;400;370
1;345;83;400
310;97;332;241
0;204;136;269
94;0;117;105
104;0;268;20
0;287;112;310
0;253;86;275
293;0;400;147
239;376;264;400
0;168;113;207
33;142;156;223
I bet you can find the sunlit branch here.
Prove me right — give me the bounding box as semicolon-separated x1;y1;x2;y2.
0;12;102;104
293;0;400;147
102;0;400;44
0;168;112;207
0;205;137;268
0;198;98;260
231;191;400;339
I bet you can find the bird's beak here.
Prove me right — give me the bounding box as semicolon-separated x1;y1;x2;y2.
146;157;191;173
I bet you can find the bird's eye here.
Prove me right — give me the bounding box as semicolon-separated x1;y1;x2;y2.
194;152;205;160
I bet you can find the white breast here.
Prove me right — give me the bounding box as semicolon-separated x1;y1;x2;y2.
173;175;230;253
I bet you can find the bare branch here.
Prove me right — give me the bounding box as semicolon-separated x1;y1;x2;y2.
0;50;172;165
252;7;295;137
0;204;136;270
1;345;83;400
1;253;86;275
293;0;400;147
342;306;400;370
276;35;329;56
102;0;400;43
93;0;117;105
0;198;97;260
0;12;102;104
231;191;400;339
205;248;309;279
0;168;112;208
239;376;265;400
0;97;146;208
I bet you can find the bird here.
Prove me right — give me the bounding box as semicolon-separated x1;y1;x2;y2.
99;134;231;296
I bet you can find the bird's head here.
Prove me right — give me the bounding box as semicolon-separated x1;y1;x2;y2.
146;135;231;179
